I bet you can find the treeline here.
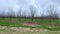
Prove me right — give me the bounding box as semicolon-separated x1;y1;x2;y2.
0;5;59;21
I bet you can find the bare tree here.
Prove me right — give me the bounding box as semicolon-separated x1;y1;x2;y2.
7;8;15;18
17;9;22;18
46;5;59;24
29;5;36;21
0;10;5;18
47;5;58;19
22;10;28;18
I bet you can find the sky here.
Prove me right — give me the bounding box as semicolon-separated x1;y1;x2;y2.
0;0;60;17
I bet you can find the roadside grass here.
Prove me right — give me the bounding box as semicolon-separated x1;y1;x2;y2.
0;18;60;31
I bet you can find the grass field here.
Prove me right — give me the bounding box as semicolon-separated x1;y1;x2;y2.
0;18;60;34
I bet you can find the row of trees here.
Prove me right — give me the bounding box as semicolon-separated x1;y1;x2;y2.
40;5;58;19
29;5;59;21
0;5;59;21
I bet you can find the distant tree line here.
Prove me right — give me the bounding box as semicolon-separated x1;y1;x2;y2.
0;4;59;21
40;5;59;19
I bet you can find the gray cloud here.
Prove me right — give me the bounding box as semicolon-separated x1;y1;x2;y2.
0;0;60;17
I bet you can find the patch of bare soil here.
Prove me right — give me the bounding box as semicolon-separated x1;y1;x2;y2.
22;22;38;27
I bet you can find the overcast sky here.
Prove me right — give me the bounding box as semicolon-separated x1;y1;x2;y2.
0;0;60;17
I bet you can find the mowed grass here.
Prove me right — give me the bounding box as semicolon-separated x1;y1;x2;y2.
0;18;60;31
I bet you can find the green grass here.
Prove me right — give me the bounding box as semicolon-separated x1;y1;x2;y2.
0;18;60;31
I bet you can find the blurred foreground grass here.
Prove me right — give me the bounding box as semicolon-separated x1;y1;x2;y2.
0;18;60;31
